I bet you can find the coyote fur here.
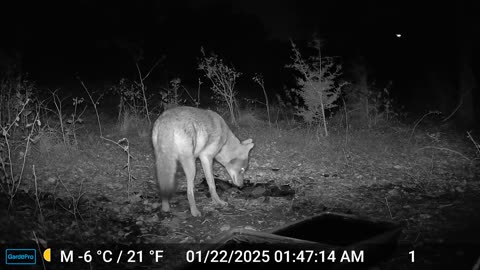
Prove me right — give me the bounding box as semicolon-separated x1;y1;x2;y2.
152;106;254;217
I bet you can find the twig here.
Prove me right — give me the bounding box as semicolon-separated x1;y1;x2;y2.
2;98;31;135
409;111;440;142
135;62;152;124
33;165;44;223
2;135;14;202
466;131;480;156
385;197;393;219
135;56;164;123
180;85;197;105
51;89;68;146
342;97;349;146
57;176;86;225
141;56;165;81
442;92;468;122
79;78;135;198
8;108;39;206
442;99;462;123
413;232;421;244
253;74;271;126
32;231;47;270
196;78;202;107
78;79;103;137
416;146;471;161
100;136;135;198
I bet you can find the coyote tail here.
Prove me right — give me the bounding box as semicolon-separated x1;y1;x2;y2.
154;148;177;198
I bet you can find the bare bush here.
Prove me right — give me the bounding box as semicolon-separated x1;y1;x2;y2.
198;47;241;125
286;37;347;137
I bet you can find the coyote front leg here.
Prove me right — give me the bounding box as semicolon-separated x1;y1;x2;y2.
200;155;227;206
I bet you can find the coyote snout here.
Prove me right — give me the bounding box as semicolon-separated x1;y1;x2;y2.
152;106;254;217
222;139;253;188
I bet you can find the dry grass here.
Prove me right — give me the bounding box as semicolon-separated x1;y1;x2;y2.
117;110;151;138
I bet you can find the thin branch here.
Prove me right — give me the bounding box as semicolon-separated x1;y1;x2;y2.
416;146;471;161
142;56;165;81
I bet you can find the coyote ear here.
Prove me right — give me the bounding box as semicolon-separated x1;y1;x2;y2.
242;138;253;145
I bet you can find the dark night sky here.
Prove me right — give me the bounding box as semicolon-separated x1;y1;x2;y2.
0;0;478;105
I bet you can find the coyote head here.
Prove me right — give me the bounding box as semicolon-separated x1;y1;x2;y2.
219;138;254;188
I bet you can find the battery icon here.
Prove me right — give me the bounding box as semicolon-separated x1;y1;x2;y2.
43;248;51;262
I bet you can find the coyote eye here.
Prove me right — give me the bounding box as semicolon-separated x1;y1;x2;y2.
240;168;245;174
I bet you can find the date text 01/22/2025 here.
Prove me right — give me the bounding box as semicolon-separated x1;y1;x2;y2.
185;249;365;264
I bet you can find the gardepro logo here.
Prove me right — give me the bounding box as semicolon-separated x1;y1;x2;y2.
5;249;37;265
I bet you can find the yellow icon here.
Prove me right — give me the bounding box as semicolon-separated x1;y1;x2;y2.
43;248;51;262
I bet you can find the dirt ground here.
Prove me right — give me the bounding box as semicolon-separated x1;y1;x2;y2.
1;115;479;269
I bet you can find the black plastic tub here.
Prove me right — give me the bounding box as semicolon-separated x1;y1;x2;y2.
179;212;402;269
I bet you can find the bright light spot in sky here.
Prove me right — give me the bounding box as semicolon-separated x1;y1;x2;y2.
396;33;402;38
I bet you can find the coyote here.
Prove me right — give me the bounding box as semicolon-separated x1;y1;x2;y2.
152;106;254;217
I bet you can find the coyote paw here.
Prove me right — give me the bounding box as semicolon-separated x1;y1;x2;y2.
190;208;202;217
